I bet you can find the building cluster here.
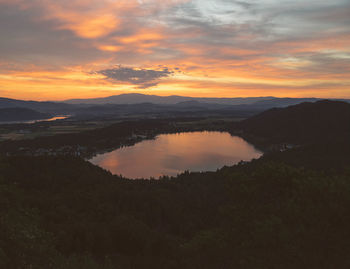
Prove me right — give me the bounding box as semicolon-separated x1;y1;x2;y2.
10;145;89;157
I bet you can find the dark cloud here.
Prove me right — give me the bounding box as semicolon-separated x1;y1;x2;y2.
95;66;174;88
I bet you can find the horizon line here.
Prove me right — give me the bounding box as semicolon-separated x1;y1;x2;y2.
2;93;349;103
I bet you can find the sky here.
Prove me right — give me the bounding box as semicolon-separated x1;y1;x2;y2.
0;0;349;100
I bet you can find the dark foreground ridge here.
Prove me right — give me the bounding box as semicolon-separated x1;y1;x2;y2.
0;100;350;268
1;148;349;269
238;100;350;145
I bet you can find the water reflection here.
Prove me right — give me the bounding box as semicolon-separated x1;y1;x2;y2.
89;131;262;179
0;116;69;124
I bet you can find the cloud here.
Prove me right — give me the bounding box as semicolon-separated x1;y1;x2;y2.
0;0;350;98
95;66;174;88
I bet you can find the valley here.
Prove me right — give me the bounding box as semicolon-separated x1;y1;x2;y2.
0;97;350;268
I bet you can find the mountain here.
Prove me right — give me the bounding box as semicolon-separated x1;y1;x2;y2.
239;100;350;144
250;97;319;108
0;97;76;114
65;93;192;105
72;102;244;119
65;93;350;108
2;95;350;120
64;93;277;105
0;108;51;122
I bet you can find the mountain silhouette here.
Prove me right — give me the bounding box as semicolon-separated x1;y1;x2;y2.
0;107;51;122
239;100;350;144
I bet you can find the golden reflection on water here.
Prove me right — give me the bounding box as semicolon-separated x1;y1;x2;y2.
89;131;262;179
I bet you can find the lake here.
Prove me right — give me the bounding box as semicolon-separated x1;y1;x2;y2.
89;131;263;179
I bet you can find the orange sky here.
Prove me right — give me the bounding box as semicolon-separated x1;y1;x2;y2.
0;0;349;100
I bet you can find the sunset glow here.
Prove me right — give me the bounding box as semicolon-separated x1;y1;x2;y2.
0;0;349;100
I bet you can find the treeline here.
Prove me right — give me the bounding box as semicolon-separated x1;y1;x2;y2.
0;108;52;122
238;100;350;145
0;118;232;157
1;100;350;268
1;142;350;268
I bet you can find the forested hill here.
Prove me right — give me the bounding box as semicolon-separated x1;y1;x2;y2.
0;107;51;122
1;147;350;268
239;100;350;144
0;97;75;114
1;99;350;268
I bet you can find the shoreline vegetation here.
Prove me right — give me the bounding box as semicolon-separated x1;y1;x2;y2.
0;116;291;160
0;118;247;159
1;144;349;268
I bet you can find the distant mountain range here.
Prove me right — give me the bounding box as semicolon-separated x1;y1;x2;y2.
0;97;74;114
64;93;350;111
64;93;322;106
0;108;51;122
64;93;279;105
0;94;349;120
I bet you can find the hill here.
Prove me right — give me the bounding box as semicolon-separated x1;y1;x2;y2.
239;100;350;144
65;93;195;105
0;107;51;122
0;150;349;268
249;97;319;109
2;95;350;121
1;99;350;268
64;93;301;106
0;97;76;114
